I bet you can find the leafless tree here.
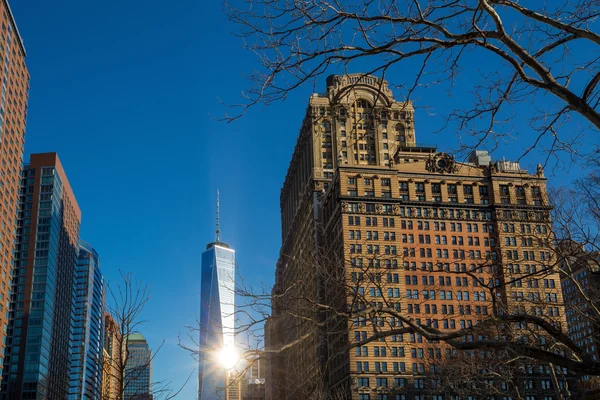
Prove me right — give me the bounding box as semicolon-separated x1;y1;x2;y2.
225;0;600;162
103;272;191;400
178;178;600;399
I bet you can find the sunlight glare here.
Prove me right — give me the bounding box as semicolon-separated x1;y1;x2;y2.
217;346;238;370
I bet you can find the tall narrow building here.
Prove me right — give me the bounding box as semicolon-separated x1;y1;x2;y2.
123;333;152;400
70;241;106;399
198;192;237;400
103;313;122;400
1;153;81;398
0;0;30;374
266;75;568;399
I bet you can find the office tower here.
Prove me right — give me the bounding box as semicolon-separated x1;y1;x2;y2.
241;358;265;400
70;241;106;399
103;313;122;400
266;74;567;399
198;192;236;400
0;0;30;374
1;153;81;398
124;333;152;400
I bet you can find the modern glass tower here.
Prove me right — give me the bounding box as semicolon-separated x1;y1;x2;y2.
198;192;236;400
69;241;105;400
1;153;82;399
124;333;153;400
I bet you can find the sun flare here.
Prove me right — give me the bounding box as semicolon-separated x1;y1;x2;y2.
217;346;239;370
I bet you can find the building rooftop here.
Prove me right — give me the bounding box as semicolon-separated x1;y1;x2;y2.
126;333;147;342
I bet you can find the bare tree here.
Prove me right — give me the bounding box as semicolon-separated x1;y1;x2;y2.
181;180;600;399
225;0;600;161
103;272;191;400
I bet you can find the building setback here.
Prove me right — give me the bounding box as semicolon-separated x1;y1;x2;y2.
70;241;105;399
265;74;568;399
0;0;30;375
1;153;81;398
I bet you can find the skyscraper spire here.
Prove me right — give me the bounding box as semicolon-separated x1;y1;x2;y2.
216;190;221;242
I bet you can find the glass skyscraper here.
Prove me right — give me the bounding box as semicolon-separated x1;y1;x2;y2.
123;333;153;400
198;194;236;400
69;241;105;400
1;153;82;399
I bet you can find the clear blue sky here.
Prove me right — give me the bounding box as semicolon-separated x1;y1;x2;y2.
10;1;590;398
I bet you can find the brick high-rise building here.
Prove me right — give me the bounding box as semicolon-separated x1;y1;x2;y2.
0;0;30;376
1;153;81;398
265;74;568;399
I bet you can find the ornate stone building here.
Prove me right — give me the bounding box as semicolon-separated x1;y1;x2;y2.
266;74;569;399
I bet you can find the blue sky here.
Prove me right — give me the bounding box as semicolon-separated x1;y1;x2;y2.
10;0;591;398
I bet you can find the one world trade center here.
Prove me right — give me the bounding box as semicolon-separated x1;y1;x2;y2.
198;192;237;400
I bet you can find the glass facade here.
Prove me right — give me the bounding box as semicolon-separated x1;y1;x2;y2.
123;334;153;399
198;242;236;400
69;241;105;399
1;155;83;399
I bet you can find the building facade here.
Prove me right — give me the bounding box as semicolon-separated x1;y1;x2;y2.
124;333;152;400
198;211;236;400
0;0;30;376
560;241;600;395
241;358;265;400
1;153;81;399
103;313;122;400
266;75;568;399
70;241;105;399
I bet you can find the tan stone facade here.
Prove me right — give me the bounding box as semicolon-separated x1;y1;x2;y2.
267;74;568;399
103;313;122;400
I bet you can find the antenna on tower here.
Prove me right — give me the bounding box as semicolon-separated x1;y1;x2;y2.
216;190;221;242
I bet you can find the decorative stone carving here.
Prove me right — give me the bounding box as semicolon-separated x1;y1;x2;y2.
359;203;366;212
457;210;464;218
536;163;545;177
376;204;384;213
342;202;349;212
393;205;400;214
426;152;458;174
